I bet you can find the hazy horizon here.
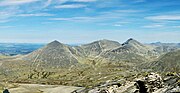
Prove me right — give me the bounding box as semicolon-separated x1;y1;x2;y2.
0;38;179;44
0;0;180;43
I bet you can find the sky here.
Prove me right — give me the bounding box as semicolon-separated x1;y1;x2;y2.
0;0;180;44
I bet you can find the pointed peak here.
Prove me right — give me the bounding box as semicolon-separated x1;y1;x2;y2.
50;40;60;44
123;38;140;45
127;38;135;42
126;38;136;42
47;40;62;47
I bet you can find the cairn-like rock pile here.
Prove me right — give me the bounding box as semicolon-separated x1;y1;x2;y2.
77;72;180;93
135;72;164;93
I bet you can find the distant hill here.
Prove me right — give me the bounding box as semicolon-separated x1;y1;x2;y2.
151;42;180;47
150;42;180;54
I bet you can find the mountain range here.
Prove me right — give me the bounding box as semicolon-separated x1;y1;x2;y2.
0;38;179;92
21;38;179;67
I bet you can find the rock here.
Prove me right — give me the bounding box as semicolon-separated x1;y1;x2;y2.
3;89;10;93
135;72;180;93
145;73;164;92
78;72;180;93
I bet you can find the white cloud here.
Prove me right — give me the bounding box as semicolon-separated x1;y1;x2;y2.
113;24;122;27
115;10;142;13
54;4;87;8
116;21;130;24
43;0;52;8
50;18;72;21
145;15;180;21
0;7;21;23
0;0;40;6
99;9;143;19
0;20;10;23
49;9;143;23
111;21;130;27
17;13;55;17
73;0;96;2
143;24;164;28
172;26;180;28
49;16;96;22
0;26;14;28
101;9;142;15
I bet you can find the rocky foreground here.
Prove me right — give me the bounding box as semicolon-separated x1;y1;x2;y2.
1;72;179;93
75;73;180;93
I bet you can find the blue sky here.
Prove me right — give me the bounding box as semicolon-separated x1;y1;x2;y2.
0;0;180;43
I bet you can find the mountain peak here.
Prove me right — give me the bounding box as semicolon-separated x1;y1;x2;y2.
80;39;121;57
99;39;111;42
123;38;139;45
24;40;78;67
127;38;135;42
127;38;134;41
96;39;114;43
86;39;120;45
51;40;60;43
47;40;62;47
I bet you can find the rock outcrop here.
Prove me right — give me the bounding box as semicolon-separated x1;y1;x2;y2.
78;72;180;93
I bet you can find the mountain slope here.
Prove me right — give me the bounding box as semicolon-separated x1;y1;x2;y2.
98;38;158;64
121;38;158;57
23;40;78;68
78;39;121;57
149;50;180;72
